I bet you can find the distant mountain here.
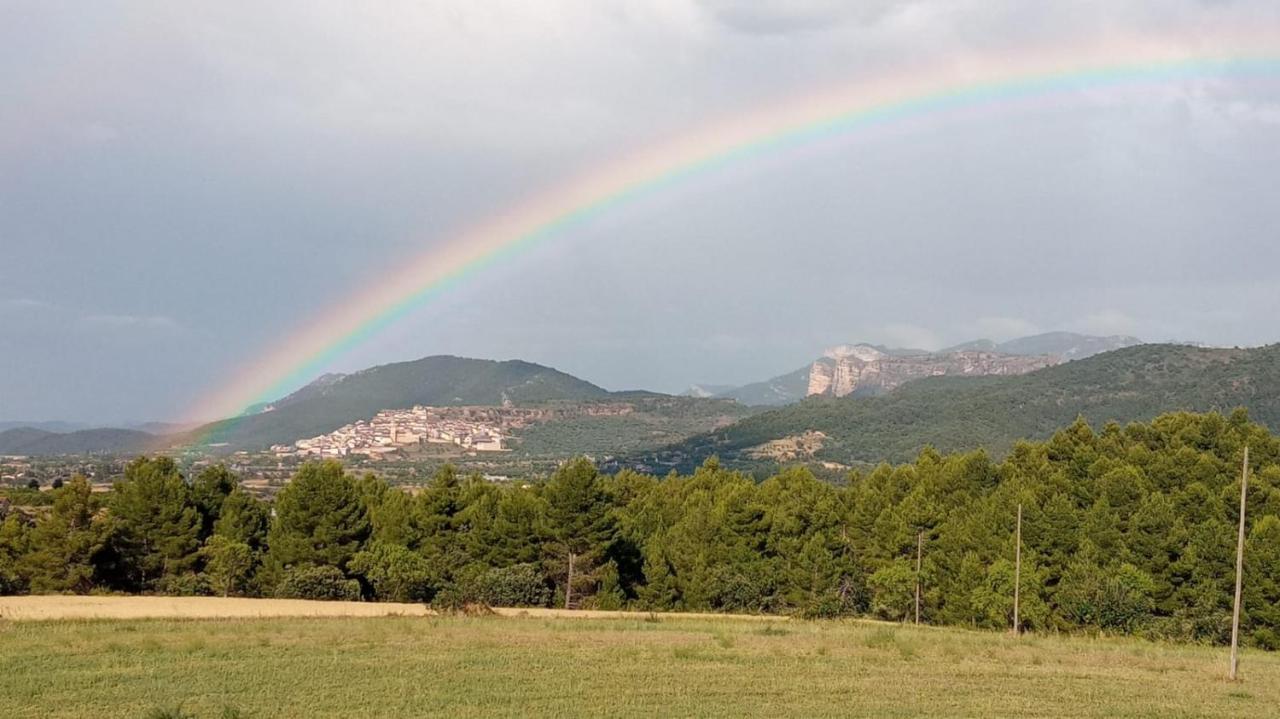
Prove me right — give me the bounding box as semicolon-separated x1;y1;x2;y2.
0;420;91;433
696;332;1144;408
991;332;1143;360
681;384;737;399
805;344;1056;399
937;339;999;353
712;366;813;406
127;421;203;435
646;343;1280;469
184;355;615;450
0;427;156;455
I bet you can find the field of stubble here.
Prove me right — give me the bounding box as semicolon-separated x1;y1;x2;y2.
0;597;1275;718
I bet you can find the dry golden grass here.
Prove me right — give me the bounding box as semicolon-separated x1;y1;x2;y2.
0;595;429;621
0;595;783;622
0;602;1276;718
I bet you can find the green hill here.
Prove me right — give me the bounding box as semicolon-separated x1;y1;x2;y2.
649;343;1280;469
188;355;612;450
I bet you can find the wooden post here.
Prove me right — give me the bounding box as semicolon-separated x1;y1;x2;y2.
565;551;575;610
1013;503;1022;636
914;530;923;625
1230;446;1250;681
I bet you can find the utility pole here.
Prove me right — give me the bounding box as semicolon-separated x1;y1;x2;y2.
1013;503;1022;636
1230;446;1250;681
565;551;575;610
914;530;923;625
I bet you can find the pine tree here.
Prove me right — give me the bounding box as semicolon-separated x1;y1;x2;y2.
266;461;371;579
543;458;613;608
0;513;31;594
200;535;254;597
638;534;679;610
110;457;201;589
191;464;239;538
214;488;270;552
1244;515;1280;647
20;476;105;593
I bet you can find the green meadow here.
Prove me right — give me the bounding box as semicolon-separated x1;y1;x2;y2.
2;614;1276;718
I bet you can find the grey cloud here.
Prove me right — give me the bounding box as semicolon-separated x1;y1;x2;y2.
0;298;51;310
697;0;909;35
77;314;189;333
3;1;1280;419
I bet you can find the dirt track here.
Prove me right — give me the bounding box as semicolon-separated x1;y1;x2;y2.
0;595;788;622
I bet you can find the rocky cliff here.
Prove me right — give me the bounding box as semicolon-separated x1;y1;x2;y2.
806;344;1057;398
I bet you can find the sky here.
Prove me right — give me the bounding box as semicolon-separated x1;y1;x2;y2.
3;1;1280;424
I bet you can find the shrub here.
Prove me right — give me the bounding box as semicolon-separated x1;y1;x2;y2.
468;564;552;608
800;590;859;619
712;570;779;614
429;584;469;612
155;573;211;597
431;564;551;611
1056;561;1155;633
349;542;437;603
867;561;915;622
275;565;361;602
1252;627;1280;651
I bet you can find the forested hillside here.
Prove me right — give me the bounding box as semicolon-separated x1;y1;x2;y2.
658;344;1280;468
4;410;1280;647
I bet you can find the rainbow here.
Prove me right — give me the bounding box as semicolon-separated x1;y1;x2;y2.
184;35;1280;444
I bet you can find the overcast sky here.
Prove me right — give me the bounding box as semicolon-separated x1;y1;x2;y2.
3;1;1280;423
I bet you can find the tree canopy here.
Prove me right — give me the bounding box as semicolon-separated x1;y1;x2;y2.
2;410;1279;647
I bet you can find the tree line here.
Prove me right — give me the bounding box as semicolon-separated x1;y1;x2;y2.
2;409;1279;647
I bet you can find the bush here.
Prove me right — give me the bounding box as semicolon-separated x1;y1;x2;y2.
868;561;915;622
275;565;361;601
349;542;437;603
711;570;779;614
1252;627;1280;651
431;564;551;611
429;584;469;612
1136;616;1190;643
800;589;860;619
468;564;552;608
155;573;211;597
1056;561;1154;633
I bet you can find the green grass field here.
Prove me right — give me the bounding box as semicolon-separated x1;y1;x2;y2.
1;613;1276;718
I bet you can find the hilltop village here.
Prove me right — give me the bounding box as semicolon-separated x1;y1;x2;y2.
270;403;640;459
273;406;537;458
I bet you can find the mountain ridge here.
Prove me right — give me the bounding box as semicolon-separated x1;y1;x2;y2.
691;332;1144;406
643;343;1280;470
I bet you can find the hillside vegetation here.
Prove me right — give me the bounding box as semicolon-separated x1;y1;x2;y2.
511;395;754;457
5;410;1280;650
660;344;1280;467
